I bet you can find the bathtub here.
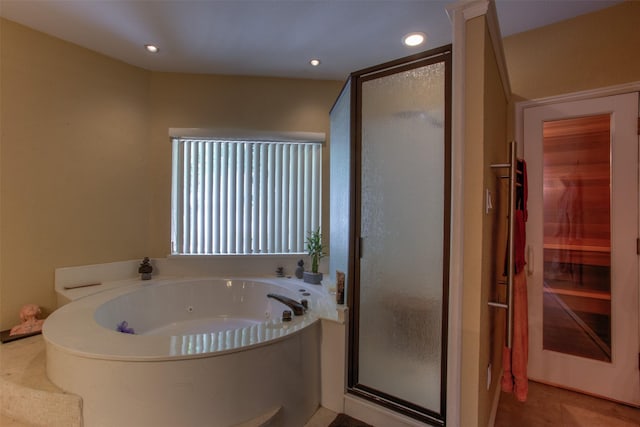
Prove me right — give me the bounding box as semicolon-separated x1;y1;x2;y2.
43;277;332;427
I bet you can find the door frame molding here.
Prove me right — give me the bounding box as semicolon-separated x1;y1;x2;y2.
446;2;512;425
518;84;640;405
347;45;452;426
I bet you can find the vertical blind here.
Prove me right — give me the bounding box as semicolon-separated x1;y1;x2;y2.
171;138;322;255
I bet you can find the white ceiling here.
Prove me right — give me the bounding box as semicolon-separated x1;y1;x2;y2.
0;0;623;81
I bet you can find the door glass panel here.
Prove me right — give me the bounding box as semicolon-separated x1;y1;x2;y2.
329;79;351;281
542;114;611;362
358;60;446;412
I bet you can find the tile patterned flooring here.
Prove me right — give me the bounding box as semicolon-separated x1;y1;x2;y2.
304;407;339;427
495;381;640;427
3;336;639;427
0;408;339;427
6;384;640;426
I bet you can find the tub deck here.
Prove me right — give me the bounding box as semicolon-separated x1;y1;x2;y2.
0;334;339;427
42;276;340;427
44;276;337;361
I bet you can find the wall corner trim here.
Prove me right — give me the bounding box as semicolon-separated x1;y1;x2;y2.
446;1;513;426
485;1;512;100
447;0;512;101
447;0;489;21
445;2;471;426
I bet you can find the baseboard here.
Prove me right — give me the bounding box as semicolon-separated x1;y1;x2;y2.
487;369;504;427
344;394;428;427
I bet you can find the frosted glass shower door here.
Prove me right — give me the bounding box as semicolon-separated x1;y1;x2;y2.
352;49;450;423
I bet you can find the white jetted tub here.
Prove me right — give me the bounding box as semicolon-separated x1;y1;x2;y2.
43;277;332;427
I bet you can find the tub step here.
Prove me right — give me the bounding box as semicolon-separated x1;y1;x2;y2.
233;406;282;427
0;335;82;427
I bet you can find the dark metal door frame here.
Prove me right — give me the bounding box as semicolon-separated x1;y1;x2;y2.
346;45;452;426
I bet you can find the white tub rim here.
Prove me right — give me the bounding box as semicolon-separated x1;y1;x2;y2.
43;276;331;362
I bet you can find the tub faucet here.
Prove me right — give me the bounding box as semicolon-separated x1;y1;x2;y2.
267;293;306;316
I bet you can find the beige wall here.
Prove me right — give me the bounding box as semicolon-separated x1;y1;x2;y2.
0;18;342;329
504;1;640;102
462;15;509;427
480;21;509;426
0;19;151;328
462;17;485;424
147;73;342;257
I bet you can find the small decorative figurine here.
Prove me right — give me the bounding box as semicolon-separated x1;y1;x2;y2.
336;271;345;305
116;320;135;334
138;257;153;280
9;304;44;336
295;259;304;279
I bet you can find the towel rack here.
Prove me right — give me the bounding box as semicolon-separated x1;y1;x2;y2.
488;141;517;349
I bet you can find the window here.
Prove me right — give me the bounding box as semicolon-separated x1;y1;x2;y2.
171;135;322;255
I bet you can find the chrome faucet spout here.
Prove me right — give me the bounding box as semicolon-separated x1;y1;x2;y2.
267;293;306;316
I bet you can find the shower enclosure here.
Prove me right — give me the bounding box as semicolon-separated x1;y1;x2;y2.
330;46;451;425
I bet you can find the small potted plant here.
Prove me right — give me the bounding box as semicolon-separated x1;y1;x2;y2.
303;228;325;285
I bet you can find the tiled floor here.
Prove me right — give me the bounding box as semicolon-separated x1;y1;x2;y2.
495;380;640;427
0;407;338;427
6;336;638;427
305;407;339;427
7;382;640;427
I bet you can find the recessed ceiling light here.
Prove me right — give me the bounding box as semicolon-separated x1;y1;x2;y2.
403;32;426;47
145;44;159;54
309;59;321;67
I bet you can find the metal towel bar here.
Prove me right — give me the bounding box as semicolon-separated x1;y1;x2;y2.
488;140;517;349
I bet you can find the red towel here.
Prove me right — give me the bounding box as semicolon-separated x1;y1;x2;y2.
502;159;529;401
501;269;529;401
514;210;526;274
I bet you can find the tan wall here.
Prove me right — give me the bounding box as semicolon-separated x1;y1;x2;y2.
462;15;509;427
0;18;343;329
0;19;151;328
462;17;485;425
504;1;640;102
147;73;342;257
480;22;509;426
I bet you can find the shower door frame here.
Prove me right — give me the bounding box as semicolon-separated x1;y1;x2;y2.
347;45;452;426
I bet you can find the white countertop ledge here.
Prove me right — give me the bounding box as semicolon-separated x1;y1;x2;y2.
44;276;344;362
